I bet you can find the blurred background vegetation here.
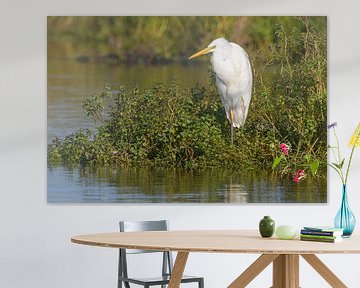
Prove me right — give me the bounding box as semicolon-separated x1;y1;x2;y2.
48;16;327;175
48;16;326;64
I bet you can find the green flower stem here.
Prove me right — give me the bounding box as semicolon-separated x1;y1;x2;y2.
333;128;342;162
330;148;339;166
328;163;344;181
344;129;360;185
332;127;345;184
344;145;356;185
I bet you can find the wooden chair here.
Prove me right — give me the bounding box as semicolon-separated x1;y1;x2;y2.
118;220;204;288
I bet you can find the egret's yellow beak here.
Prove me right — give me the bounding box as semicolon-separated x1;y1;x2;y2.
188;47;212;60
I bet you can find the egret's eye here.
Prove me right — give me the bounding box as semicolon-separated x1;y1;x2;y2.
209;45;216;49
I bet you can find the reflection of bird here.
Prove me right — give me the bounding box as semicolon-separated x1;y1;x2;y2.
189;37;252;144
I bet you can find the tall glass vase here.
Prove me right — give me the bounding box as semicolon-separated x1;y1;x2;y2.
334;185;356;237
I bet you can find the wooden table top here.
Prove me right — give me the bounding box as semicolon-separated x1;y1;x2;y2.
71;230;360;254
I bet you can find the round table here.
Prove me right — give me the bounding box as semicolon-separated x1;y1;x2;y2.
72;230;360;288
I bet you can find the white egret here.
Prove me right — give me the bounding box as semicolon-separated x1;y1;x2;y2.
189;37;252;145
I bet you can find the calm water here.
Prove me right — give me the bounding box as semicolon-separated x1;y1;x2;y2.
47;48;327;203
47;166;326;203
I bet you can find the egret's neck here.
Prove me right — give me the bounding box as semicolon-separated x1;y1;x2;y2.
212;42;231;61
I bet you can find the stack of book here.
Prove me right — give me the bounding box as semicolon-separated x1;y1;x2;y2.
300;226;344;243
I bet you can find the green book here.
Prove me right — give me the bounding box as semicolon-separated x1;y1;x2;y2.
301;229;343;237
300;234;340;240
303;226;344;233
300;235;342;243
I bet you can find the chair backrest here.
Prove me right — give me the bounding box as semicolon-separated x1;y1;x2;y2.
119;220;169;254
118;220;173;282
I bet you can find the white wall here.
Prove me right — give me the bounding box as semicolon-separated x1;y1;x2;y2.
1;0;360;287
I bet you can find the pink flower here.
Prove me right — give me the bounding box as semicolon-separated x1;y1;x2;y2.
279;143;289;155
293;169;306;183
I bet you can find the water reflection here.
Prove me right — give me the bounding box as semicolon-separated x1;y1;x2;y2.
47;166;326;203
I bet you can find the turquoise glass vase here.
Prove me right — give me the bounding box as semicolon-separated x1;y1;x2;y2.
334;185;356;237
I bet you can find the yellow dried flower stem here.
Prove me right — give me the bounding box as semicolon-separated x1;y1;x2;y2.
349;122;360;148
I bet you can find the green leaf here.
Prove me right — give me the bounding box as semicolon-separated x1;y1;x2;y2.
272;157;282;169
310;160;320;176
339;159;345;169
328;163;340;172
332;162;341;169
332;159;345;170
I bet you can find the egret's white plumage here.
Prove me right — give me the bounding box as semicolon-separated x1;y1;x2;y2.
189;37;252;144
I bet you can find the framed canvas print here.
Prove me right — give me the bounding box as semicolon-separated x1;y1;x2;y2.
47;16;327;203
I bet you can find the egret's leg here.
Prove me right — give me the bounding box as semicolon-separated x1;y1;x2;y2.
230;110;234;145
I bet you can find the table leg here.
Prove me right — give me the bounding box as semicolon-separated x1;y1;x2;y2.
228;254;279;288
168;251;189;288
228;253;348;288
301;254;347;288
272;254;299;288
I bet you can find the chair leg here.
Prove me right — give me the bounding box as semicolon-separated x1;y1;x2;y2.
118;249;122;288
199;278;204;288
